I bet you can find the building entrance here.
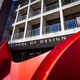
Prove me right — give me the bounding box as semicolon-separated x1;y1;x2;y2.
11;47;53;62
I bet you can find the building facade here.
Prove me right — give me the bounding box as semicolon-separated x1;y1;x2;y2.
2;0;80;62
0;0;4;9
0;0;12;42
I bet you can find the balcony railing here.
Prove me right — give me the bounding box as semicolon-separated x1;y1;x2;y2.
31;0;36;2
44;3;59;12
66;18;80;29
20;0;29;7
13;32;24;40
26;28;40;37
17;15;27;22
6;20;15;27
63;0;78;5
43;23;61;34
29;9;41;17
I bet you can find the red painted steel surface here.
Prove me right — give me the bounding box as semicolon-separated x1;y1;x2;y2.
0;39;12;80
3;52;49;80
0;31;80;80
32;32;80;80
47;36;80;80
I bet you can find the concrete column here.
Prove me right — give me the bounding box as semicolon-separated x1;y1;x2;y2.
11;5;20;41
23;0;30;38
40;0;44;35
59;0;65;31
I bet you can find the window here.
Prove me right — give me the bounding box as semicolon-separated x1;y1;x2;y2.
19;28;24;33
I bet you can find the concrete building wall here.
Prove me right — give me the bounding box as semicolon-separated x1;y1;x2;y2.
0;0;12;42
2;0;80;46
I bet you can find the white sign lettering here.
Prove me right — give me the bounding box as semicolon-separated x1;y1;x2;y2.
10;36;68;47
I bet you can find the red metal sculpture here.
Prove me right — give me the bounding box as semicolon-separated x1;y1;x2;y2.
0;39;12;80
0;31;80;80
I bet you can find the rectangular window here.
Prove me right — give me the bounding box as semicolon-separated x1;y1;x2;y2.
19;28;24;33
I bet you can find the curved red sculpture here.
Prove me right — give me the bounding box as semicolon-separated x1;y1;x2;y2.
0;31;80;80
32;31;80;80
0;39;12;80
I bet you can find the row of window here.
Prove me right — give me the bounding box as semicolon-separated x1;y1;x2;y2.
11;47;53;62
4;17;80;42
11;0;78;14
7;0;79;28
15;0;78;9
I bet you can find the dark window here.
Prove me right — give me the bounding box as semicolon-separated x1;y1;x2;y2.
19;28;24;33
32;23;40;30
10;31;12;35
23;13;27;16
